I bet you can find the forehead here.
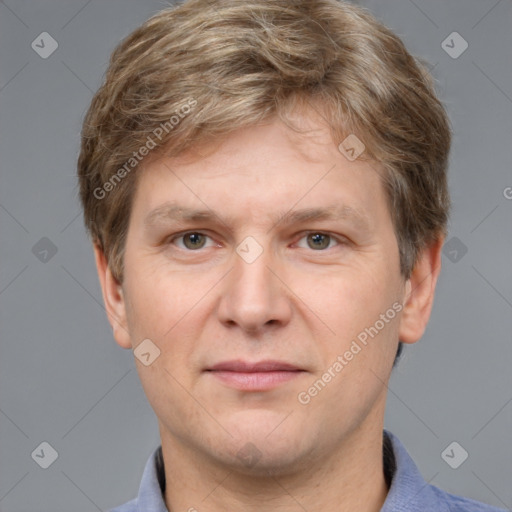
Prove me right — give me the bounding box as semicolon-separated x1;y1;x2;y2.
130;114;388;231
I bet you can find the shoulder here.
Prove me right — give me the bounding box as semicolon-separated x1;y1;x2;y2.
429;484;507;512
105;445;166;512
106;498;137;512
383;431;507;512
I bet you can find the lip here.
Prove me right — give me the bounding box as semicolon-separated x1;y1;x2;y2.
208;360;303;372
205;360;306;391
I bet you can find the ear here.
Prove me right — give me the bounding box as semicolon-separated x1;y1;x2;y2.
398;236;444;344
93;243;132;349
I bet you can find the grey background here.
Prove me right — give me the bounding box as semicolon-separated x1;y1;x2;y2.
0;0;511;510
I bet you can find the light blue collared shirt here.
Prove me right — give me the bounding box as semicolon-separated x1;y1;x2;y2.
109;430;507;512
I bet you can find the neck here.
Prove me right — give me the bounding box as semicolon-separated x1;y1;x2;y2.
160;420;389;512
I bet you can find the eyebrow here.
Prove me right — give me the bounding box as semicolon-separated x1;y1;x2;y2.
143;202;371;231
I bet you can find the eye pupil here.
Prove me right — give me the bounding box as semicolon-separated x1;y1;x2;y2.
307;233;330;250
184;232;206;249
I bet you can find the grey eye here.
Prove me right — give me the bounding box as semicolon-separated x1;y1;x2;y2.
182;232;207;250
306;233;331;250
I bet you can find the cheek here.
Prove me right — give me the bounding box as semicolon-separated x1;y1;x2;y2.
297;266;394;329
123;261;219;371
124;256;201;327
298;265;401;374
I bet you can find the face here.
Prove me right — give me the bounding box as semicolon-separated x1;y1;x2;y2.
96;111;441;475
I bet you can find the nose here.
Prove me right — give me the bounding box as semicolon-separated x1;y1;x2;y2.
216;245;293;334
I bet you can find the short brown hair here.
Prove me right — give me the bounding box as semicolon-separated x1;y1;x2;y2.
77;0;451;284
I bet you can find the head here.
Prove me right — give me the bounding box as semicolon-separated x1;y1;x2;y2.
78;0;450;473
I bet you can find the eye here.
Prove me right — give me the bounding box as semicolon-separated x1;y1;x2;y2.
297;232;340;250
172;232;214;250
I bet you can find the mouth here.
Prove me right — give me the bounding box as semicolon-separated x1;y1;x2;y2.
205;360;306;391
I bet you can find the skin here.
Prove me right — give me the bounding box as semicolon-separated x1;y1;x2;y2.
94;110;443;512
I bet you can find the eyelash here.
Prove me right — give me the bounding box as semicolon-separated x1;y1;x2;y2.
169;231;346;251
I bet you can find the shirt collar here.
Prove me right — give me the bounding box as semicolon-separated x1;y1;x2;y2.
135;445;167;512
381;430;451;512
134;429;449;512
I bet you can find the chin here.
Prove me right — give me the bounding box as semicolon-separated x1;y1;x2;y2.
223;440;313;477
211;413;315;476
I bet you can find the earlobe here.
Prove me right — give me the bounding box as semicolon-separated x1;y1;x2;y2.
93;244;132;349
398;237;444;344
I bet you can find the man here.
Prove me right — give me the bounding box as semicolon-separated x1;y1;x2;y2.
77;0;506;510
